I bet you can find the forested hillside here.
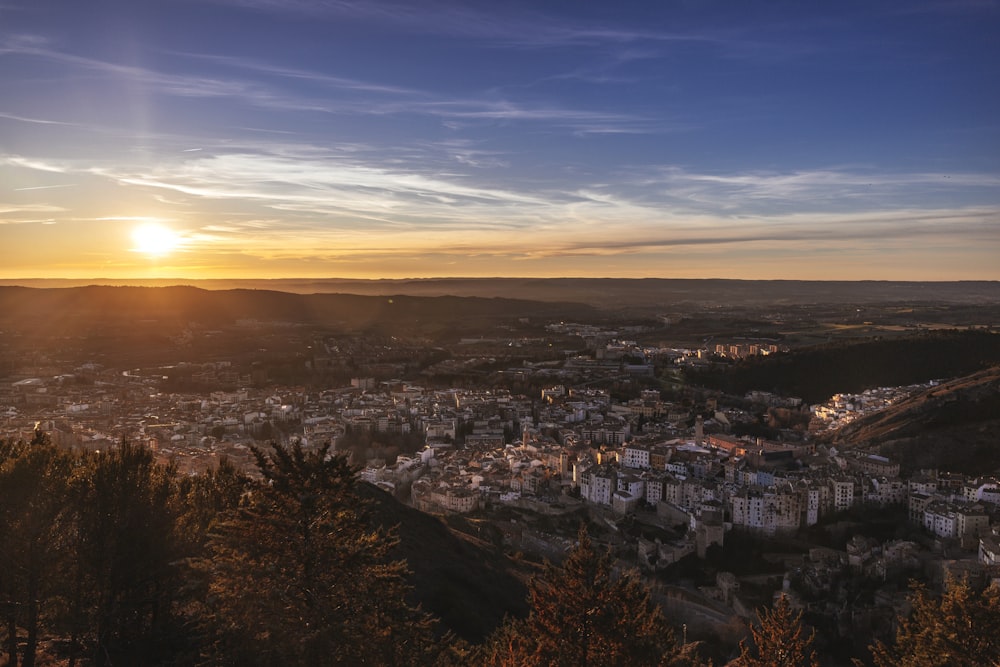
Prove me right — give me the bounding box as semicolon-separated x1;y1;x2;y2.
0;285;598;335
0;435;527;666
685;330;1000;404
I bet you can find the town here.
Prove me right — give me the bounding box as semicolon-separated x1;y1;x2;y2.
3;307;998;662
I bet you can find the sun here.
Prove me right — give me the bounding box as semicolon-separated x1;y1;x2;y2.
131;223;180;256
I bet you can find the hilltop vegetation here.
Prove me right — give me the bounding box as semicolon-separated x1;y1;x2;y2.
7;278;1000;310
0;435;528;666
0;285;597;336
686;330;1000;404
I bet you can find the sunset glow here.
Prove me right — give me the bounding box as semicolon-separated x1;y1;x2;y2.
1;1;998;280
131;223;181;257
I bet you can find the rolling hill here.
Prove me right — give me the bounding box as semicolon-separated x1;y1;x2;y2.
828;365;1000;474
0;285;597;335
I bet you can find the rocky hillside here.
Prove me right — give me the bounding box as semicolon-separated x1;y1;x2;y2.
359;483;529;642
827;365;1000;474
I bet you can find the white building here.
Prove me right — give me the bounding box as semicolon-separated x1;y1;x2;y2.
612;489;642;515
579;464;617;506
964;478;1000;506
730;486;802;536
866;477;907;506
622;443;651;470
923;501;957;539
644;473;665;504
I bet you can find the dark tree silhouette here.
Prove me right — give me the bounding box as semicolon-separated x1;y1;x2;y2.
71;441;182;667
733;594;819;667
869;576;1000;667
0;431;75;667
484;524;704;667
174;455;249;553
199;441;439;666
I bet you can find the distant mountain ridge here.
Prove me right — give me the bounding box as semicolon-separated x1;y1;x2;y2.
3;278;999;309
0;285;597;333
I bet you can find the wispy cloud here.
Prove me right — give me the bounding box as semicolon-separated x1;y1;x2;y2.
173;51;420;96
0;202;65;224
93;149;555;231
12;183;77;191
0;203;65;214
2;155;72;173
554;207;1000;255
1;35;337;112
109;154;1000;265
3;35;654;134
0;111;78;126
12;139;999;239
408;98;653;133
659;167;1000;193
290;205;997;264
212;0;719;49
183;47;653;133
625;167;1000;215
445;146;509;169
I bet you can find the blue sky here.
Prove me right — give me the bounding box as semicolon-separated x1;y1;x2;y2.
1;0;998;279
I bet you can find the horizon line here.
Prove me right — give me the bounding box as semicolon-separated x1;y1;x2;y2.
1;276;1000;285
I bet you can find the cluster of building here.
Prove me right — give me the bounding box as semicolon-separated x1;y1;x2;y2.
809;381;939;431
3;354;998;574
349;382;1000;578
712;341;784;359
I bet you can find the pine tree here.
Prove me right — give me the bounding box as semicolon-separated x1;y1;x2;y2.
0;431;75;667
175;455;249;554
70;440;182;666
733;594;819;667
869;575;1000;667
484;524;704;667
167;456;252;664
199;441;439;666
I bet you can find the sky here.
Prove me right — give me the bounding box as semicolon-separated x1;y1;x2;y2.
1;0;999;281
